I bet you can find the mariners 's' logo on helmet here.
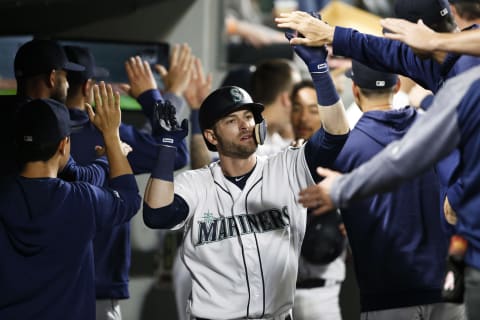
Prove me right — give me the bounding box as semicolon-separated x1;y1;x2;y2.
230;87;243;103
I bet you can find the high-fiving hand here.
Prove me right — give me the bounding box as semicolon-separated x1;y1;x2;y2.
298;167;341;215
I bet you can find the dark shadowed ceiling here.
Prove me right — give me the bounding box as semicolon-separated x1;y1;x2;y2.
0;0;179;36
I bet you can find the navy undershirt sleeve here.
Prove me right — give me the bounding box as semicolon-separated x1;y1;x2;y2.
143;194;189;229
304;128;349;182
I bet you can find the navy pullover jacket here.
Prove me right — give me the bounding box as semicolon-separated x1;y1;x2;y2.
0;174;141;319
329;66;480;275
68;89;188;299
333;108;447;311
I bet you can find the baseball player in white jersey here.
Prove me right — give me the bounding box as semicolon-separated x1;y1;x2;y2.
142;37;349;319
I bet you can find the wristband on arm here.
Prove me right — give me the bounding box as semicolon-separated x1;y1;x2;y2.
151;144;177;181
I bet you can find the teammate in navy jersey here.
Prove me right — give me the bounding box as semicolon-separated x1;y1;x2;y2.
63;46;190;319
0;83;141;319
0;39;110;185
333;61;463;319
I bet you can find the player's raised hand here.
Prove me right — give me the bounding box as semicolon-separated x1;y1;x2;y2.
155;43;194;96
184;57;213;110
381;18;436;52
298;167;340;215
285;30;329;73
153;100;189;146
120;56;157;98
276;11;334;47
86;82;121;138
95;141;133;157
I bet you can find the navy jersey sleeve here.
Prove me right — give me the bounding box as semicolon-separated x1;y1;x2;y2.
88;174;141;231
136;89;163;120
304;128;349;182
332;27;441;92
126;90;189;173
59;156;109;186
329;66;480;208
119;124;188;173
143;194;189;229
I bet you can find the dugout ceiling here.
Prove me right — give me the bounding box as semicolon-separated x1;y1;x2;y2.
0;0;183;36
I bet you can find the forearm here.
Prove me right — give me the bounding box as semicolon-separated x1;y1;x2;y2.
103;131;133;178
137;89;163;119
333;27;438;90
433;30;480;56
144;144;177;207
319;100;349;135
144;178;174;208
59;156;108;185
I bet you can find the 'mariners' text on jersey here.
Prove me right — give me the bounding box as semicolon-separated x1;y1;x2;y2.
196;206;290;245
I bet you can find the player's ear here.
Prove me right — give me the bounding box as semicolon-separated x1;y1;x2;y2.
352;83;361;102
57;136;70;156
393;78;401;94
204;129;218;147
48;69;56;88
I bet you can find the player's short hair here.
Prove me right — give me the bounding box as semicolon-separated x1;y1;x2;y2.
251;59;297;105
358;86;397;99
16;139;63;167
452;2;480;20
290;80;315;103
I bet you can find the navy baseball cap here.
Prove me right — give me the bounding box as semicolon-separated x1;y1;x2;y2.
394;0;451;27
346;61;398;90
14;40;85;78
199;86;264;132
63;45;110;81
16;99;71;146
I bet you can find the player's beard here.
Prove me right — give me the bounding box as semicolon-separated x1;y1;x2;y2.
216;134;256;159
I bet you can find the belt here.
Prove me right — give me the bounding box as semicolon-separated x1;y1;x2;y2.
195;309;292;320
296;278;341;289
197;318;291;320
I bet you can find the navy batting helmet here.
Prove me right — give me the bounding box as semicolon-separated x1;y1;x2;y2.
199;86;265;151
301;210;346;265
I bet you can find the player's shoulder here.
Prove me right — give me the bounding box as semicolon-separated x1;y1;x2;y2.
175;162;218;181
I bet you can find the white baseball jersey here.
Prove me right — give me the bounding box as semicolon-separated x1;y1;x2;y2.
172;145;314;319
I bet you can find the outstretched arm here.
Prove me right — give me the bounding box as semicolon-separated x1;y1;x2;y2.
143;105;190;228
285;17;349;181
382;18;480;57
299;66;480;214
86;82;133;179
277;11;441;91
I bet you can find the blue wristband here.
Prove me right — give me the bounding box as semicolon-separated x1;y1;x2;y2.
311;68;339;106
151;144;177;181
